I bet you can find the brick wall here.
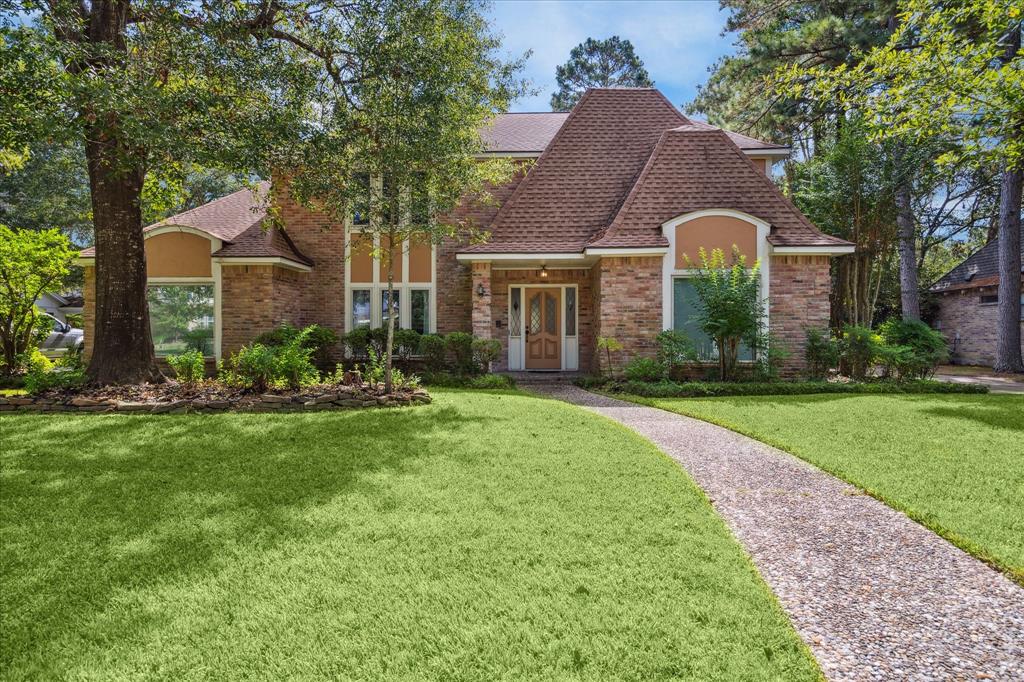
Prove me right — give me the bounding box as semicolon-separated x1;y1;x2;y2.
934;281;1024;366
593;256;663;373
220;264;276;356
487;267;595;372
768;255;831;375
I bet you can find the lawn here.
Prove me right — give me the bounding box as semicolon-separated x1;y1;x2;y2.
0;389;818;681
632;393;1024;582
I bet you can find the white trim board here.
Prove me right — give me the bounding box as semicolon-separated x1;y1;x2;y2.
772;245;855;255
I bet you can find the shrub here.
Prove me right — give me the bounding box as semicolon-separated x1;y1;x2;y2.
445;332;475;374
360;347;419;390
55;343;84;370
183;328;213;354
878;319;948;379
472;338;502;373
588;378;987;398
753;337;790;382
655;330;695;371
342;327;372;359
420;371;515;389
167;350;205;386
839;324;882;380
393;329;422;366
596;336;623;376
227;343;277;392
805;328;840;380
623;356;665;382
256;323;338;369
274;339;318;390
418;334;447;371
24;367;85;395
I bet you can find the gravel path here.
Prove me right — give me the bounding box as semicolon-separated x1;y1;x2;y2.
530;383;1024;681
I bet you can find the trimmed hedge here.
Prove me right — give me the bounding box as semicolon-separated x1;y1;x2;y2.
420;372;516;390
573;377;988;398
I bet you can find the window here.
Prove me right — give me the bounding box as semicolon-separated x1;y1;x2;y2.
411;172;430;226
565;288;576;336
352;173;370;226
410;289;429;334
980;294;998;305
352;289;371;328
672;278;752;362
509;288;521;336
381;289;400;327
147;284;214;356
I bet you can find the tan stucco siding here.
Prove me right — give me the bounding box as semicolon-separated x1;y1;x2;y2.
145;232;212;278
675;215;757;268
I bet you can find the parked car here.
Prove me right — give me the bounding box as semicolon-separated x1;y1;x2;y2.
38;312;84;359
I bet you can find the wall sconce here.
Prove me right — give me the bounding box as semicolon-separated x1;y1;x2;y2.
539;265;549;278
476;282;486;297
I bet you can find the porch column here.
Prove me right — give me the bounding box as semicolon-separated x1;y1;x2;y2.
471;261;492;338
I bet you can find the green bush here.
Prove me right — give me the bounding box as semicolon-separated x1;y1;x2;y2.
392;329;422;365
256;323;338;369
655;330;696;371
445;332;475;374
274;339;318;390
227;343;277;392
472;338;502;373
421;371;516;389
584;378;987;398
418;334;447;371
167;350;205;386
878;319;948;379
804;328;840;380
839;325;881;380
623;356;665;382
183;328;213;355
24;367;85;395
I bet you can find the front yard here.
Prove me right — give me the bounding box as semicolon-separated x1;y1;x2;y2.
633;393;1024;582
0;389;817;681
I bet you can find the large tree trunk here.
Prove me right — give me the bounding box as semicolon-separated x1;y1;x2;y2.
993;166;1023;372
84;131;162;385
895;173;920;321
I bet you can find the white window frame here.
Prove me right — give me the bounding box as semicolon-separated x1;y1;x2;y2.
506;283;579;371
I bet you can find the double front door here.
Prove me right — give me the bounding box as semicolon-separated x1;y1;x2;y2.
525;288;561;369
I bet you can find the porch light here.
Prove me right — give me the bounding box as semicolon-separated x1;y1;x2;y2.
540;265;548;278
476;282;486;297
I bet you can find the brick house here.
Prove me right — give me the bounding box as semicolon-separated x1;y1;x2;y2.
929;239;1024;366
78;88;854;374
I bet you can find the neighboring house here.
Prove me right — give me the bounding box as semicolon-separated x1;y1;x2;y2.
929;239;1024;367
36;291;84;325
78;88;854;374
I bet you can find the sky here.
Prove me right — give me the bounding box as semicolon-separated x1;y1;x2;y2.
486;0;737;113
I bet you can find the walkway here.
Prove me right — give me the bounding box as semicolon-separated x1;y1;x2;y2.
530;383;1024;681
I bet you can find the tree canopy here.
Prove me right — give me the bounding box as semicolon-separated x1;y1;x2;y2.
550;36;653;112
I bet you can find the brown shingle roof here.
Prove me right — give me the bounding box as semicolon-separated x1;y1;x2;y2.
592;125;850;249
462;88;689;253
79;181;311;265
930;239;1024;292
461;89;844;253
479;113;570;153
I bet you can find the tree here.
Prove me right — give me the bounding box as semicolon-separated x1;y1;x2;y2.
1;2;432;385
283;1;523;393
550;36;653;111
0;225;75;374
688;248;765;381
782;0;1023;370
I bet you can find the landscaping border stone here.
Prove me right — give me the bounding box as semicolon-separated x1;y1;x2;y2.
0;388;431;414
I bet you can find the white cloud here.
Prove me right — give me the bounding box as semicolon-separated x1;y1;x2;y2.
487;0;735;111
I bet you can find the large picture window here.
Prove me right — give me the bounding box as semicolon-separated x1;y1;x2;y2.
672;278;752;362
147;284;215;356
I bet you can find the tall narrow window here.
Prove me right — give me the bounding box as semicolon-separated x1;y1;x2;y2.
352;289;371;328
352;173;370;226
410;289;429;334
565;288;576;336
382;289;400;327
509;288;521;336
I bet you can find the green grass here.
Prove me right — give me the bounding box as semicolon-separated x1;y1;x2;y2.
0;389;818;681
630;393;1024;583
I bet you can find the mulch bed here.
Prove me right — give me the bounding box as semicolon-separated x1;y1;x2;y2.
0;381;431;414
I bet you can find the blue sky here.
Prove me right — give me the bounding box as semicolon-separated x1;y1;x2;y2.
487;0;736;113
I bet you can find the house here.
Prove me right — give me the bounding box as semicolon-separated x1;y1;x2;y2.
77;88;854;374
36;291;84;325
929;239;1024;366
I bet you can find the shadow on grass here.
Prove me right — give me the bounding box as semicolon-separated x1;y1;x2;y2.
923;401;1024;432
0;405;495;668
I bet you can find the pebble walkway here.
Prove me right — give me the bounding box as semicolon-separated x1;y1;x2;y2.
531;383;1024;681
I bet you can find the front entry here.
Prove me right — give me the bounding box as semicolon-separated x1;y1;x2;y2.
525;288;561;369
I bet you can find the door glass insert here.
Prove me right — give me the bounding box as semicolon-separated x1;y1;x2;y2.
529;293;541;334
565;288;576;336
509;288;521;336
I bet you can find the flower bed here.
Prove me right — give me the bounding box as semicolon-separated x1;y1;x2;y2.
573;376;989;398
0;381;431;414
